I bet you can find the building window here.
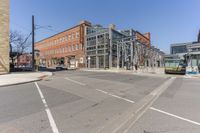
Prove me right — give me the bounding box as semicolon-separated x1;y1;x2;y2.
72;33;75;39
72;45;75;51
171;45;187;54
69;45;71;52
80;44;82;50
69;35;71;40
76;32;80;38
76;44;79;50
65;46;68;52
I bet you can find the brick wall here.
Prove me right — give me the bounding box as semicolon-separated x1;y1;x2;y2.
136;31;151;47
35;21;91;68
17;54;32;66
0;0;10;74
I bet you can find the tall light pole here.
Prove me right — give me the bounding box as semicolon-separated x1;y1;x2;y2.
32;15;35;71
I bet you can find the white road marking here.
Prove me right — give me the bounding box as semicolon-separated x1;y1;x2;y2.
150;107;200;126
65;77;200;127
64;77;134;104
65;77;86;86
95;79;200;128
34;82;60;133
96;89;135;103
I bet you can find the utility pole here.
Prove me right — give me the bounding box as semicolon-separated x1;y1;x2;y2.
32;15;35;71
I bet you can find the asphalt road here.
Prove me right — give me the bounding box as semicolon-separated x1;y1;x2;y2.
127;78;200;133
0;70;199;133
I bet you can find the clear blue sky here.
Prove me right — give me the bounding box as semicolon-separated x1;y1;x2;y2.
10;0;200;53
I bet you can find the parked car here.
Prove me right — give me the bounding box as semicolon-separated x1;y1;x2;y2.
39;64;46;69
56;64;67;70
21;64;32;71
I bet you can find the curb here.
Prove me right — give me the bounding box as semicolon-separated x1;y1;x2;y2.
184;75;200;79
0;78;41;88
80;69;171;78
0;72;53;87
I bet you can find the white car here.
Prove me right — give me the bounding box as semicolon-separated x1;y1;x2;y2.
56;64;67;70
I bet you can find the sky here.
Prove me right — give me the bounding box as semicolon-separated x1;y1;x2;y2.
10;0;200;53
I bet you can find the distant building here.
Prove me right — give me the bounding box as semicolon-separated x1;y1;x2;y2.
170;31;200;67
135;31;151;47
85;24;164;69
17;53;32;66
171;43;187;55
36;20;164;70
86;24;126;69
35;20;91;68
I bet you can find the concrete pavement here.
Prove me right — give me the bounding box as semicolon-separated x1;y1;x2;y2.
127;78;200;133
0;72;52;87
0;70;199;133
81;68;200;79
80;68;181;78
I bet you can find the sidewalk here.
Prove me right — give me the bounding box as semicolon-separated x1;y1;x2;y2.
0;72;52;87
81;68;200;79
80;68;181;78
184;74;200;79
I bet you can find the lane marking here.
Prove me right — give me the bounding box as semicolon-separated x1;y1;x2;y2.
150;107;200;126
34;82;60;133
43;76;200;130
64;77;134;103
65;77;86;86
96;89;135;103
65;77;200;127
95;78;200;128
51;76;200;129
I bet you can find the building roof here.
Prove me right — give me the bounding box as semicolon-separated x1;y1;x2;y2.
35;20;91;44
171;41;200;47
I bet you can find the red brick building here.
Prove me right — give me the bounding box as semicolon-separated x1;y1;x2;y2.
35;20;91;68
17;53;32;66
135;32;151;47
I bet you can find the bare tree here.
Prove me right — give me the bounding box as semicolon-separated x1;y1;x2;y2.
10;30;31;53
9;30;31;64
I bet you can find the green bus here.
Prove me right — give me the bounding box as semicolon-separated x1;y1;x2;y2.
164;55;187;74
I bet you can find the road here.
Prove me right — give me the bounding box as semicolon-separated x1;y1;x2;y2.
0;70;200;133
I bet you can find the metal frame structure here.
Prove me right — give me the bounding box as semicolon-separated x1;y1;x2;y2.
85;26;164;70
